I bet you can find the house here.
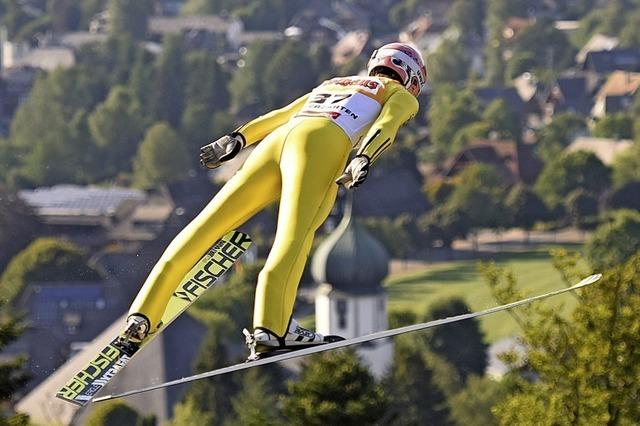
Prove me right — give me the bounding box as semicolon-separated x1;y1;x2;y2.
582;48;640;92
513;72;544;128
575;33;619;65
352;167;430;218
591;71;640;118
475;86;527;117
332;30;369;66
502;17;534;41
57;31;109;50
18;185;174;247
148;15;245;49
442;138;543;186
16;313;208;426
543;75;593;119
2;43;75;71
566;136;633;166
6;280;127;392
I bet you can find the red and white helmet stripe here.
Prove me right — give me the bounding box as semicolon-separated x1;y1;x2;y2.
367;42;427;97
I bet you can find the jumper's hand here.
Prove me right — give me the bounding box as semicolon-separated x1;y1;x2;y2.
336;155;370;189
199;133;244;169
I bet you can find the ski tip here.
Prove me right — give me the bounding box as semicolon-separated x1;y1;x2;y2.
92;395;112;403
573;273;603;289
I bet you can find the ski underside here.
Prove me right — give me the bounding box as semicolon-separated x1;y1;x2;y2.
55;230;252;406
92;273;602;404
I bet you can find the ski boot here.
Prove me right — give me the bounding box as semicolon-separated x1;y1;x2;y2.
243;319;344;361
117;314;151;352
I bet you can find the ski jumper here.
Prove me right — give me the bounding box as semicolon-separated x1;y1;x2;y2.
129;75;419;336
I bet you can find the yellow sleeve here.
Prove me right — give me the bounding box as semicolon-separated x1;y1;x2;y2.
357;90;419;163
235;93;310;146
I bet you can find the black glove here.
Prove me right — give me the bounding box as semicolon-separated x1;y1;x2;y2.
336;155;370;189
199;133;244;169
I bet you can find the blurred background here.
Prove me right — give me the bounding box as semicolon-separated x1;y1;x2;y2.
1;0;640;424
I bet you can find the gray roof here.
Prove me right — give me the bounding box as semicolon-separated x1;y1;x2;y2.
312;201;389;294
583;48;640;74
19;185;146;217
148;15;237;35
10;47;75;71
17;313;207;426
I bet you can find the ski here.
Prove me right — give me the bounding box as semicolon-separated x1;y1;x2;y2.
55;230;252;406
93;273;602;403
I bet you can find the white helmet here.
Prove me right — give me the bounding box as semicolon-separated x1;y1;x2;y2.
367;42;427;97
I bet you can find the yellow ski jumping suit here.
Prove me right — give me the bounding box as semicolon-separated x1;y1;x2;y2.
129;75;419;337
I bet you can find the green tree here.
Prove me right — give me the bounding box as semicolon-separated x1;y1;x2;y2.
383;338;452;425
423;297;488;380
388;0;421;28
598;0;627;36
0;302;30;424
128;48;156;117
228;40;282;112
565;188;599;229
506;51;537;80
9;67;107;185
283;351;387;426
535;113;585;163
233;0;296;31
0;187;40;269
361;216;412;258
181;51;229;150
428;86;481;159
612;141;640;186
505;184;549;233
607;181;640;210
592;113;633;139
534;150;611;209
418;203;471;250
482;99;521;140
150;35;186;127
133;122;190;188
182;327;238;422
449;375;507;426
185;51;229;114
483;254;640;424
88;86;145;177
451;121;492;152
586;209;640;270
170;396;215;426
85;401;148;426
48;0;81;32
448;164;508;230
108;0;152;40
427;38;470;85
263;41;317;108
508;19;576;74
618;10;640;47
0;139;18;185
225;369;284;426
448;0;484;39
0;238;102;303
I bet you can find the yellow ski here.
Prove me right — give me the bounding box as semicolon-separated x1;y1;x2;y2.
55;230;252;406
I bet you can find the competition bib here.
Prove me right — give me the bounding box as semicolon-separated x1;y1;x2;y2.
296;77;385;144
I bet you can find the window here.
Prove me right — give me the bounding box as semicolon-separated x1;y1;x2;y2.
337;299;347;329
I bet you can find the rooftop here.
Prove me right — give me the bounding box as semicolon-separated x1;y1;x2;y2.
19;185;146;218
595;71;640;99
566;136;633;165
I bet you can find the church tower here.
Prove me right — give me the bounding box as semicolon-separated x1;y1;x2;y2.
311;200;393;377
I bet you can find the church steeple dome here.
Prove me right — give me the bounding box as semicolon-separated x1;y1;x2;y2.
311;199;389;293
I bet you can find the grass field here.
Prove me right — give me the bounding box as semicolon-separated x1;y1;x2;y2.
384;246;585;343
